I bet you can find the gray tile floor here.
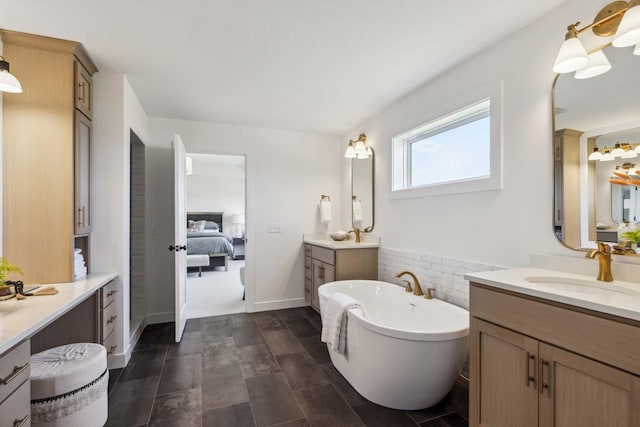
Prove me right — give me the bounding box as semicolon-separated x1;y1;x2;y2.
106;308;469;427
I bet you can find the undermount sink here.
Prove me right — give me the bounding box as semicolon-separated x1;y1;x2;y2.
525;276;640;297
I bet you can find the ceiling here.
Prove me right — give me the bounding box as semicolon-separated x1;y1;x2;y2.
0;0;567;135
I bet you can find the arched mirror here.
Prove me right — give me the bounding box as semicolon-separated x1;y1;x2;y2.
553;45;640;255
351;148;374;232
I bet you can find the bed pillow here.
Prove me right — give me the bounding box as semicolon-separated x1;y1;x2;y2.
192;220;207;232
187;220;196;230
204;221;220;231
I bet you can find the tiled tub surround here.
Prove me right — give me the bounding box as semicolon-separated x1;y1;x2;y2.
378;247;504;310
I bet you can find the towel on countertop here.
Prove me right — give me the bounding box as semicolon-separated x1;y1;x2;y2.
319;199;332;224
321;292;363;354
352;200;363;222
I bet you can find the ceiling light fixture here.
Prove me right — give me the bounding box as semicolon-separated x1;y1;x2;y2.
0;56;22;93
589;141;640;160
345;133;370;159
553;0;640;79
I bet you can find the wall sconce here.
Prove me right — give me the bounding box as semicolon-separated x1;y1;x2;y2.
553;0;640;79
0;56;22;93
186;156;193;176
344;133;372;159
589;141;640;160
608;162;640;185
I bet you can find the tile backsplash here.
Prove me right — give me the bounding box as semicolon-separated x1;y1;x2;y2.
378;247;504;309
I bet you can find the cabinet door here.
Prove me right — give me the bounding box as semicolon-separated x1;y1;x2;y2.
539;343;640;427
470;318;538;427
75;61;93;119
74;111;92;235
311;260;335;311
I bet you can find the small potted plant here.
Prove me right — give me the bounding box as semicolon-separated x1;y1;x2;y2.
0;257;23;300
621;229;640;250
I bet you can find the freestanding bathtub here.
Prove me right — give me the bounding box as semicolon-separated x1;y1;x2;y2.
318;280;469;410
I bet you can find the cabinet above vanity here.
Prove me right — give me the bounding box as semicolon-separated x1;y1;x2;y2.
303;234;379;311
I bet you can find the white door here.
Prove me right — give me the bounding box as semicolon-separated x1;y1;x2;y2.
173;134;188;342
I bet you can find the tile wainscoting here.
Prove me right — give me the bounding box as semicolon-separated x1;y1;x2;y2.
378;247;504;311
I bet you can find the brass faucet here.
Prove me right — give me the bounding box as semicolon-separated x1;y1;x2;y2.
349;227;361;243
395;271;423;296
585;242;614;282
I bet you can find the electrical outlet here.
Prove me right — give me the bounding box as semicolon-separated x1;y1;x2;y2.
268;223;282;233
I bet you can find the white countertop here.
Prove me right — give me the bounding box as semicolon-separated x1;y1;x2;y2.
465;267;640;322
0;273;117;355
303;233;380;250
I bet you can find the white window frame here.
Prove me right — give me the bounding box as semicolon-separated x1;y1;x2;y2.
391;81;503;199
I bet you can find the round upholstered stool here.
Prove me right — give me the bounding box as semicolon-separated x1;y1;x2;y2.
30;343;108;427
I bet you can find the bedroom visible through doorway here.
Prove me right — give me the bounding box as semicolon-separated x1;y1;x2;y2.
184;153;246;318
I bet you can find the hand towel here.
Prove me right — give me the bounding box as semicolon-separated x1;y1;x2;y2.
352;200;363;222
320;199;332;224
321;292;362;354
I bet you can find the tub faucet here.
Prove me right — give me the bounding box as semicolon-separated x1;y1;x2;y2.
585;241;614;282
395;271;423;296
349;227;361;243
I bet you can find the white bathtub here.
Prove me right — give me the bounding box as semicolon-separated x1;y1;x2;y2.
318;280;469;410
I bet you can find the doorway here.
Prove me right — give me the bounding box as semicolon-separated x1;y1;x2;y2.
129;130;146;339
184;153;246;318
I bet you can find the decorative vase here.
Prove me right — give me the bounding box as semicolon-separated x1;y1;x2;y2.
0;285;16;301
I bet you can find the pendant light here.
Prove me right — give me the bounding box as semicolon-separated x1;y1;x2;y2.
344;140;357;158
588;147;604;160
553;24;589;73
0;56;22;93
575;50;612;79
601;150;615;161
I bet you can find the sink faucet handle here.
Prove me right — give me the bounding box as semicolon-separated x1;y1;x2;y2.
596;241;611;253
402;280;413;293
424;288;436;300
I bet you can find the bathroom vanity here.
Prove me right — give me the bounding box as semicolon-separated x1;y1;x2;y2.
465;268;640;427
303;235;379;311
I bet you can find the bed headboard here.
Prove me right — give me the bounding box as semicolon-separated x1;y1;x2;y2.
187;212;224;232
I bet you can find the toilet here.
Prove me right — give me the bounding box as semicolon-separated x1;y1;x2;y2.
30;343;108;427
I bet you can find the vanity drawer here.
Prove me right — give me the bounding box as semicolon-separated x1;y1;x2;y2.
101;280;117;309
311;246;335;265
304;244;312;257
304;257;312;279
101;302;118;340
102;330;117;356
0;340;30;405
0;379;30;426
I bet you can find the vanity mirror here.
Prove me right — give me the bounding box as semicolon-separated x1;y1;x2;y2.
553;45;640;255
351;147;374;232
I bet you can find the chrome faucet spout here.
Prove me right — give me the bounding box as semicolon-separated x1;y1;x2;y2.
585;242;614;282
395;271;423;296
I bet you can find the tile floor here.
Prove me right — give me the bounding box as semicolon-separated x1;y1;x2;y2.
106;308;469;427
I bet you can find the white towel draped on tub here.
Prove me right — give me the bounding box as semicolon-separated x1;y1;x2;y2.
319;199;332;224
321;292;363;354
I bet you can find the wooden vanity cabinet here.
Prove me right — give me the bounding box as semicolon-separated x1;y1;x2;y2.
470;283;640;427
1;30;97;284
304;243;378;311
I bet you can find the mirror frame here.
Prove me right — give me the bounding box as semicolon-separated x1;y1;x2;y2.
351;147;375;232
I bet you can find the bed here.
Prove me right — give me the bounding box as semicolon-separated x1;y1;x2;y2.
186;212;234;272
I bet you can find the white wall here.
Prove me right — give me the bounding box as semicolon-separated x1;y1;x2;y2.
186;155;245;233
92;72;148;368
339;0;632;269
146;117;341;319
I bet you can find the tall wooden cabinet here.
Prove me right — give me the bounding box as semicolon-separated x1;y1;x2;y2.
304;243;378;311
1;30;97;284
470;283;640;427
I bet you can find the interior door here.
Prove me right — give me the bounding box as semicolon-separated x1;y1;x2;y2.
173;134;187;342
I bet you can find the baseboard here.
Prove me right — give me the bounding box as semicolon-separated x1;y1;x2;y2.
129;318;147;350
253;297;308;312
107;347;131;370
146;311;174;324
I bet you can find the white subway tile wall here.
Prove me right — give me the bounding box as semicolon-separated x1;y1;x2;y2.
378;247;504;309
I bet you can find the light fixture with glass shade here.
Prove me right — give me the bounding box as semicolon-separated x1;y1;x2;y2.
0;56;22;93
602;150;615;161
344;133;370;159
589;142;640;161
554;1;640;79
588;147;604;160
612;143;626;157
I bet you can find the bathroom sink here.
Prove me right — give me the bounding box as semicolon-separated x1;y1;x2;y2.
524;276;640;297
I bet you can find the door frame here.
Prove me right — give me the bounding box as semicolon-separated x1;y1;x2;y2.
185;143;255;313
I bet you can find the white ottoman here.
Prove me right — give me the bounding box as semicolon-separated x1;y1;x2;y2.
30;343;108;427
187;254;210;276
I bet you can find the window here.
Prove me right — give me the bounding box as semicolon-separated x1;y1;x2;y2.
392;95;502;198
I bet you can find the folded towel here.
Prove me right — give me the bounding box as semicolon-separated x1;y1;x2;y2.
319;199;332;224
352;200;363;222
321;292;362;354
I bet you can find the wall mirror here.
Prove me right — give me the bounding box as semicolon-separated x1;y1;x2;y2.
351;148;374;232
553;45;640;255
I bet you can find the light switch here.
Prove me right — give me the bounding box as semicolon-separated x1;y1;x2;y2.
268;223;282;233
